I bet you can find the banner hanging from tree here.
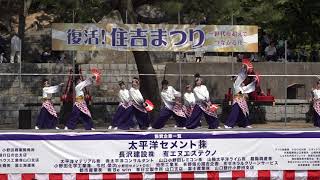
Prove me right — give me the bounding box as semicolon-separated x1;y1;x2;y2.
52;23;258;52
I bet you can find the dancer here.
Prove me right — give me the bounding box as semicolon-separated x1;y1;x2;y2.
35;79;63;130
108;81;132;130
128;77;150;129
183;84;196;118
311;81;320;128
224;59;256;129
152;80;186;129
65;76;96;130
186;74;220;129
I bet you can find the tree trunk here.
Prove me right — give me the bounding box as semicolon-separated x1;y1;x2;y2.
18;0;32;62
18;12;25;61
115;0;161;120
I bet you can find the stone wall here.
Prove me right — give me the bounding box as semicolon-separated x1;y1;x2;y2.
76;51;175;64
264;99;310;121
0;62;318;128
79;63;166;99
0;63;166;128
0;63;70;128
78;63;166;126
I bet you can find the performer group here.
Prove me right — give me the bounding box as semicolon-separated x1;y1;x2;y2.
35;59;320;130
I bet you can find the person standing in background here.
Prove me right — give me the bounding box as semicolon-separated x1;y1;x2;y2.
10;34;21;63
265;42;277;61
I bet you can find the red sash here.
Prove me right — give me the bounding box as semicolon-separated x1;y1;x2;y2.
172;103;186;118
132;102;147;113
42;100;57;118
233;97;249;116
184;105;194;117
198;103;217;118
75;100;92;118
314;99;320;116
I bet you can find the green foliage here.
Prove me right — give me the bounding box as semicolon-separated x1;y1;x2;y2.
30;0;112;23
159;1;183;16
179;0;319;46
24;0;320;46
236;0;319;46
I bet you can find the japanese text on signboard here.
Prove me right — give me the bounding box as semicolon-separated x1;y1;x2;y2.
52;24;258;52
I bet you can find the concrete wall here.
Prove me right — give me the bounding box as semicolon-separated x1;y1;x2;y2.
165;62;320;99
164;62;318;123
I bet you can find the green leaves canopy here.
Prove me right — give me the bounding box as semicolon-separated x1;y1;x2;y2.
30;0;319;46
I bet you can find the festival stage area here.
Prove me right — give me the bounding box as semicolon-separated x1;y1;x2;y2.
0;130;320;179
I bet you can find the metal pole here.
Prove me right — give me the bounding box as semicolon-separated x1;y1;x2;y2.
125;9;128;24
72;9;75;102
178;11;182;92
19;38;21;88
125;10;128;81
231;12;234;76
284;40;288;127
